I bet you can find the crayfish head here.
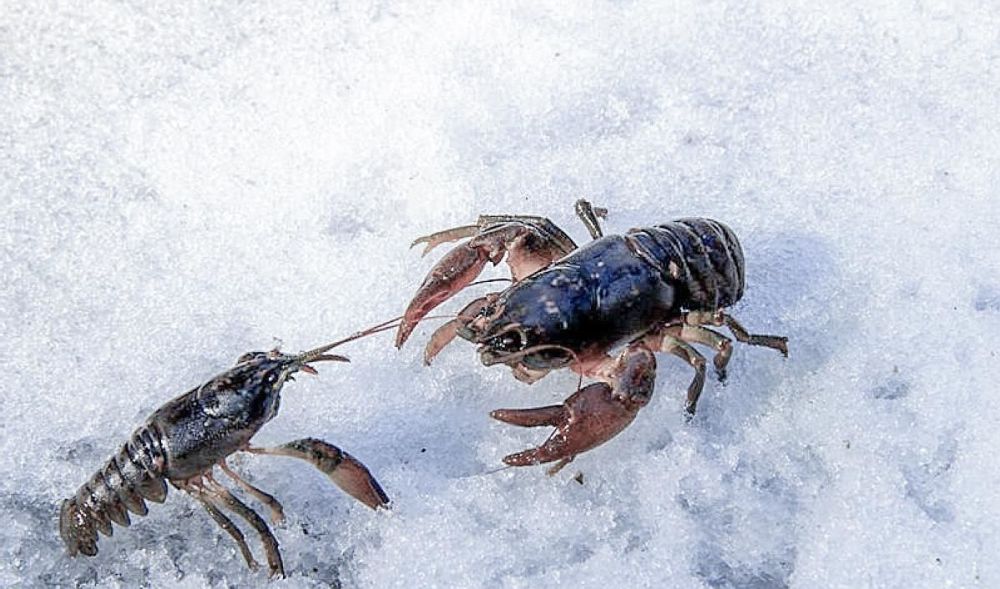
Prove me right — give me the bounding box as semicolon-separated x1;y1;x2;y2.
469;299;576;371
225;348;349;424
237;348;349;382
466;265;611;370
236;349;298;381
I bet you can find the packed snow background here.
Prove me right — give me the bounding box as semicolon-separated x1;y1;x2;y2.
2;1;999;587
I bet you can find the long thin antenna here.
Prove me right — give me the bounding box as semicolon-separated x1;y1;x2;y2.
298;315;405;361
474;464;514;477
299;268;520;363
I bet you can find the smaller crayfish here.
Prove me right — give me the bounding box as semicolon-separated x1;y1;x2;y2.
60;338;389;577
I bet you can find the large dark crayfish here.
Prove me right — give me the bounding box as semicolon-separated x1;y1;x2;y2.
60;338;389;577
395;200;788;474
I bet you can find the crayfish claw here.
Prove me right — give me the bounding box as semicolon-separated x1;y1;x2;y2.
494;382;641;469
490;405;567;428
423;296;493;365
410;224;480;256
501;445;566;468
399;219;575;348
267;438;390;510
396;243;490;347
327;451;391;510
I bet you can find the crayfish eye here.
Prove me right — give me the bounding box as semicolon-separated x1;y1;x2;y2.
495;330;524;352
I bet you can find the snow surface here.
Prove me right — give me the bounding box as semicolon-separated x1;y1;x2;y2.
2;1;999;587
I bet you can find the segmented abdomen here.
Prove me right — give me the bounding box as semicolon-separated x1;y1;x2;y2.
628;218;745;311
59;424;170;557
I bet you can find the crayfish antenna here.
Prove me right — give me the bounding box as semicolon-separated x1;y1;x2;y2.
309;354;350;363
296;316;406;363
475;464;515;477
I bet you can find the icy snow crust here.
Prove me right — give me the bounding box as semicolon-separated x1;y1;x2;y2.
2;1;999;587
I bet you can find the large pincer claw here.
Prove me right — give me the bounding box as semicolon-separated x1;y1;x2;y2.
397;219;575;348
396;242;492;348
268;439;389;510
490;344;656;474
491;383;642;475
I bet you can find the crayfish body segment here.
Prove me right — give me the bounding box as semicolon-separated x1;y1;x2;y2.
396;200;788;474
60;346;388;576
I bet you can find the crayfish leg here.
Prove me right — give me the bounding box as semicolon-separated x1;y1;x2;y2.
720;313;789;357
669;324;733;381
655;310;787;410
204;480;284;578
652;330;707;416
219;460;285;524
410;224;480;256
193;495;259;572
574;199;608;239
683;310;789;357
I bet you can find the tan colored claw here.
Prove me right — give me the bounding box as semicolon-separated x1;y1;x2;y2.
252;439;389;510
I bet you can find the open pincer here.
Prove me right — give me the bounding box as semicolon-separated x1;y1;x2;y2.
396;200;788;474
59;339;388;577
